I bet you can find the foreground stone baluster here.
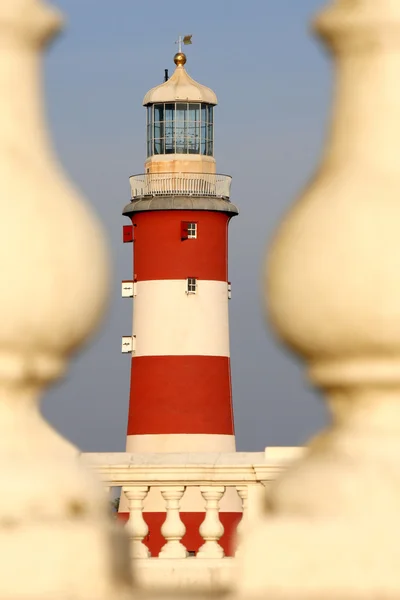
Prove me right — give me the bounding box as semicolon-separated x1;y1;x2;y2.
234;485;248;556
238;1;400;599
197;486;225;558
124;486;150;558
159;486;188;558
0;1;132;598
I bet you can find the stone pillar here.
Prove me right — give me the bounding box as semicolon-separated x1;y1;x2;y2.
0;0;132;597
238;1;400;598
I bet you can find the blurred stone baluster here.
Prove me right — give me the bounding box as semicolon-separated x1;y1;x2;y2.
0;0;132;597
238;1;400;598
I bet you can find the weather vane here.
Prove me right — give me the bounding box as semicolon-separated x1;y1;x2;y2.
175;34;192;54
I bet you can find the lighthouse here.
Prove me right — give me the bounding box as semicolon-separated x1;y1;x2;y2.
121;43;240;555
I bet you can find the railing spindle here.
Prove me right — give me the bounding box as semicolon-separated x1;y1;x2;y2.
124;486;150;559
235;485;248;556
159;486;188;558
197;486;225;558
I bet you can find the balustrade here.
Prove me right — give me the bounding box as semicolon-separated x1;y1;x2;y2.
81;449;295;578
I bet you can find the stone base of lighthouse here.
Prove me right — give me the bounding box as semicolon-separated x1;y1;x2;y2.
118;434;242;556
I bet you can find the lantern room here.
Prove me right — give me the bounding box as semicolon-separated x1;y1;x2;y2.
142;51;218;175
146;102;214;157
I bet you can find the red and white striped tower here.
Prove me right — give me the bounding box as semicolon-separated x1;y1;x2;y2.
120;45;240;555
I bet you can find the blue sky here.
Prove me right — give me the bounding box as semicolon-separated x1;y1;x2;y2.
43;0;331;452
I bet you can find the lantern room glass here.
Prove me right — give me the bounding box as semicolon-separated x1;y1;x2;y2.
146;102;214;157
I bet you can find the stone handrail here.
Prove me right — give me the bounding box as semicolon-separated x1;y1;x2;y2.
82;450;303;492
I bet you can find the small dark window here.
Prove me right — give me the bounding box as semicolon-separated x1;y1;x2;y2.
186;278;197;294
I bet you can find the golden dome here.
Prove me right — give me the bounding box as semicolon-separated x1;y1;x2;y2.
174;52;187;66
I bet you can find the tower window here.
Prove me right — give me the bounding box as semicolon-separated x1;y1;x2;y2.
186;278;197;294
181;221;197;240
187;223;197;239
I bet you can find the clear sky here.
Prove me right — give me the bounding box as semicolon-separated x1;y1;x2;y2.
43;0;332;452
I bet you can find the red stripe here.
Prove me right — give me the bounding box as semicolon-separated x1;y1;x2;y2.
117;511;241;557
127;355;234;435
130;210;231;282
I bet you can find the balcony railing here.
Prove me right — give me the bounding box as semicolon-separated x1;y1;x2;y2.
81;448;302;592
129;172;232;200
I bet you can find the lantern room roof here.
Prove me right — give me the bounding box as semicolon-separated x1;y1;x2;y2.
143;52;218;106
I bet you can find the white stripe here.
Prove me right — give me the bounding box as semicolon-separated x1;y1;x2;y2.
126;434;236;453
132;279;230;357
